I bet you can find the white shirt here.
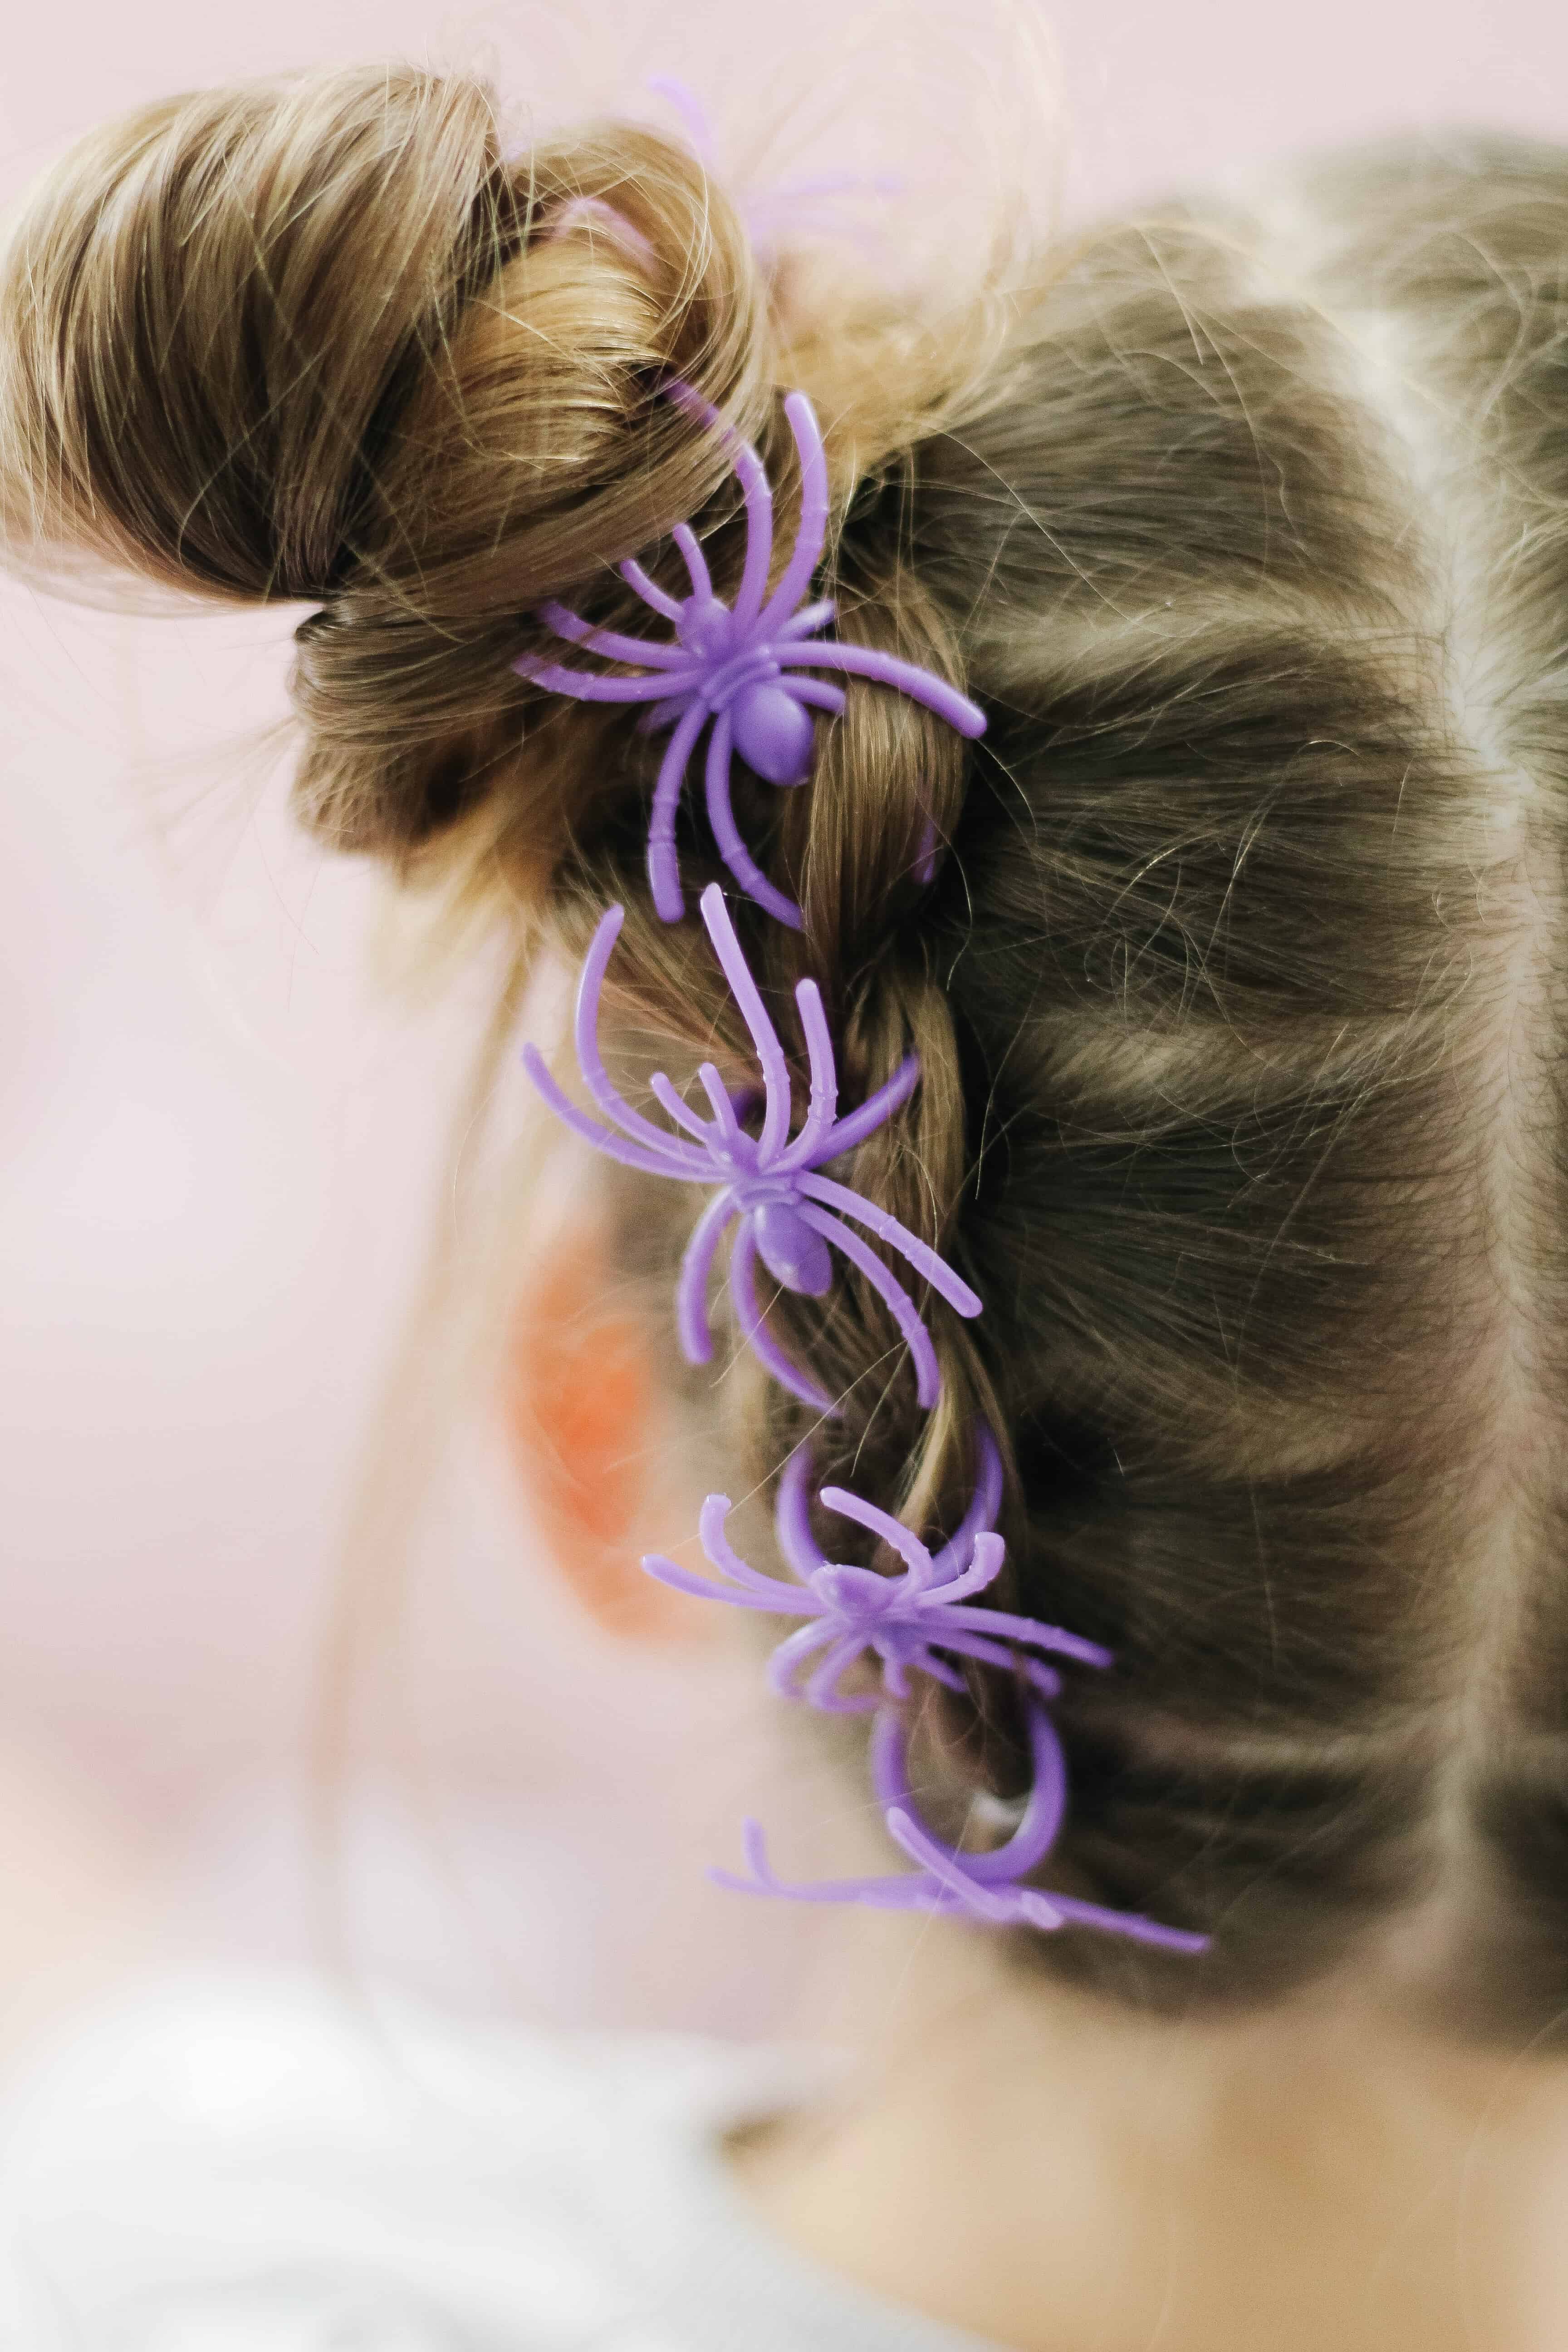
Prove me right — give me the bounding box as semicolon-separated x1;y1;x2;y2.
0;1977;991;2351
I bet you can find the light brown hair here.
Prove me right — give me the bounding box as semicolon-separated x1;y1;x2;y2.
5;64;1568;2033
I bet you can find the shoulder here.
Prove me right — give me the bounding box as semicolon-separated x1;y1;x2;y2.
0;1972;785;2350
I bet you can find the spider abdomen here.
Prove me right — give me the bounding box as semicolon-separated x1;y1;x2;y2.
732;682;816;787
753;1198;833;1296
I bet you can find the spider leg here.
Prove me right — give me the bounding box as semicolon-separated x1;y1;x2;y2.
619;558;685;622
797;1203;941;1409
770;1622;838;1691
650;1071;717;1144
803;1635;879;1713
536;600;689;669
780;674;846;715
723;431;776;631
1046;1896;1209;1954
928;1628;1061;1697
694;1063;749;1154
960;1702;1070;1886
711;1819;929;1909
639;1551;800;1612
514;653;688;705
547;195;657;265
647;74;715;157
637;692;696;735
774;601;838;644
520;1046;700;1180
882;1811;1015;1924
774;1446;828;1583
569;906;704;1154
797;1174;983;1318
927;1425;1004;1586
696;885;795;1165
921;1598;1112;1671
876;1647;913;1702
774;982;839;1170
867;1705;917;1813
647;699;712;923
672;523;715;606
813;1055;920;1162
754;391;832;637
871;1709;1066;1910
766;1619;840;1702
660;384;773;627
703;710;804;929
913;1530;1006;1606
696;1493;816;1602
817;1485;934;1582
903;1647;970;1694
711;1818;787;1898
676;1189;738;1365
913;817;940;887
774;640;986;740
730;1221;838;1412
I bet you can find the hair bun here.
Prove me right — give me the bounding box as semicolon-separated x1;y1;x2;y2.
0;65;771;860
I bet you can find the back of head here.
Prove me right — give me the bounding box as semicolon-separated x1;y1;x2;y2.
6;63;1568;2037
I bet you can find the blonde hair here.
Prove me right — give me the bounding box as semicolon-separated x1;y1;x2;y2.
6;65;1568;2029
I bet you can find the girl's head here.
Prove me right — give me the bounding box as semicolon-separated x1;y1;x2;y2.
5;63;1567;2035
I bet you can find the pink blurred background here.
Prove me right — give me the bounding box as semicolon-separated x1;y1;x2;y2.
2;0;1566;2036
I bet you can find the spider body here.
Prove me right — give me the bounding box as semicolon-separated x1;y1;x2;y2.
744;1188;833;1295
648;595;824;787
521;883;981;1412
728;677;818;787
715;1700;1210;1951
642;1433;1109;1713
513;387;985;929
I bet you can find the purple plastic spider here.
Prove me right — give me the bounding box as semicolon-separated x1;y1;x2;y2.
522;882;982;1413
647;76;905;267
717;1698;1210;1953
511;384;986;929
642;1428;1112;1713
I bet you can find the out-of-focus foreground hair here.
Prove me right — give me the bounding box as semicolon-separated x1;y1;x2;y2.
5;59;1568;2035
